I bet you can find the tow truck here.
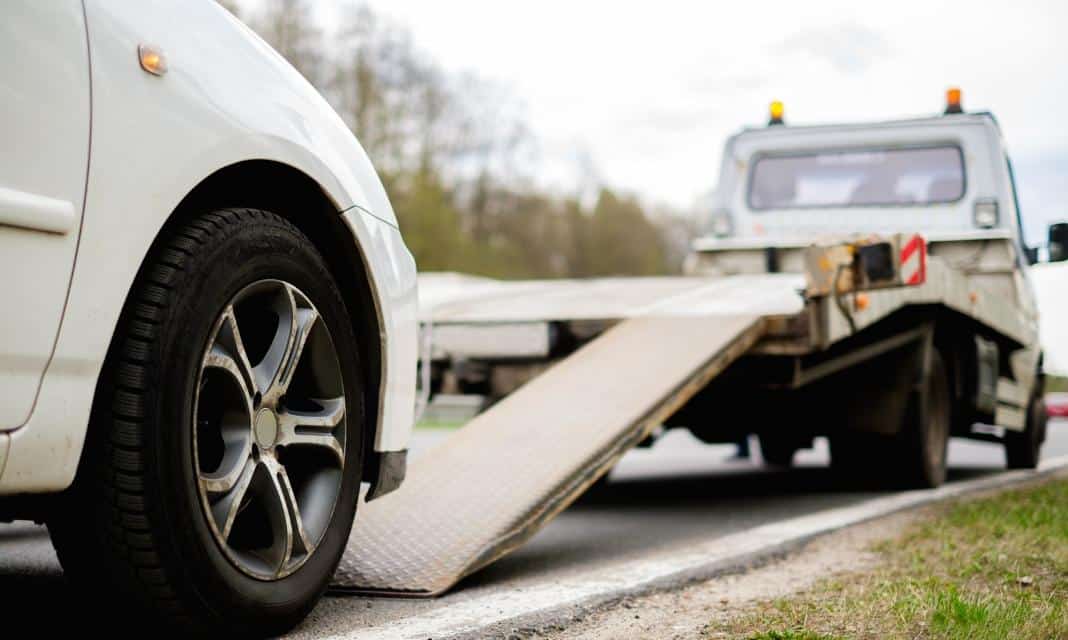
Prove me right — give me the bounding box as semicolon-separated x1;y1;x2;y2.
329;90;1067;597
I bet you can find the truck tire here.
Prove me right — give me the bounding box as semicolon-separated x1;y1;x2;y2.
1005;392;1047;469
828;433;879;479
47;209;365;636
758;434;802;467
894;349;951;488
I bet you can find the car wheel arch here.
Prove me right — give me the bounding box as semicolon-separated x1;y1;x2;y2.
123;159;385;483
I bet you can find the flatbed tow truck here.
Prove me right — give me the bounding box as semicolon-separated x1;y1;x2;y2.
330;91;1066;597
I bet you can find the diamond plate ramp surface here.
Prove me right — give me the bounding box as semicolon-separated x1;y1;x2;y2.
333;314;765;596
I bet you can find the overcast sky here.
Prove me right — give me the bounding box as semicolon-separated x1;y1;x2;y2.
301;0;1068;244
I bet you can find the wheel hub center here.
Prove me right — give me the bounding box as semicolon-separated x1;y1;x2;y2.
254;408;280;449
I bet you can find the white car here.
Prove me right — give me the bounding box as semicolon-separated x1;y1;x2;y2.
0;1;417;634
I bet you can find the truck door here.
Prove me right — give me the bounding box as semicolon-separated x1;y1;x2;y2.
0;1;91;429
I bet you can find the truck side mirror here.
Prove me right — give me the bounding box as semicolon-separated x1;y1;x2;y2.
1050;222;1068;263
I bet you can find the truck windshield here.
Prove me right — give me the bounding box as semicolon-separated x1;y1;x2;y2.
748;146;964;210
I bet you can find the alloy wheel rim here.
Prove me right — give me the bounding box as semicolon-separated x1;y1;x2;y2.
193;279;346;580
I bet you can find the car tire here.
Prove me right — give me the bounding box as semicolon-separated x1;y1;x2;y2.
48;208;365;636
1005;390;1047;470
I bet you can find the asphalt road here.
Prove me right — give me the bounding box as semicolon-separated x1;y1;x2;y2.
2;421;1066;636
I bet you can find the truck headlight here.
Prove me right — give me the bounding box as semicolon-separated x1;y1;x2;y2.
711;211;733;238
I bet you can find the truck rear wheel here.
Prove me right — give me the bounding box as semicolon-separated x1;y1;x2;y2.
831;349;950;488
894;349;951;488
1005;392;1047;469
758;434;807;467
828;433;875;477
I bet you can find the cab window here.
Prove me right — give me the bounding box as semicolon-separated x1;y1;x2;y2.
748;146;965;210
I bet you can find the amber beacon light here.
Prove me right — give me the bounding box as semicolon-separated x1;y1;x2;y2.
768;100;785;125
944;87;963;114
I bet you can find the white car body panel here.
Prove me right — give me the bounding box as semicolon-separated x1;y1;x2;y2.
0;434;8;482
0;0;91;429
0;0;416;493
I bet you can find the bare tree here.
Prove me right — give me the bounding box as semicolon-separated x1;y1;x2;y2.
236;1;676;279
252;0;325;87
215;0;243;19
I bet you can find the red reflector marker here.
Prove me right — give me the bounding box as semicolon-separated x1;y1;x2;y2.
900;234;927;286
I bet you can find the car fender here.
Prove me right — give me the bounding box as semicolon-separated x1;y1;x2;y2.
0;0;416;493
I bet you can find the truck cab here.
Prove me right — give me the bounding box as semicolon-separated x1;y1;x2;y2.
689;92;1065;279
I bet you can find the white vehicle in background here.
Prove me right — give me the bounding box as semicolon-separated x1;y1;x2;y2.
1030;256;1068;379
0;1;417;634
681;93;1063;474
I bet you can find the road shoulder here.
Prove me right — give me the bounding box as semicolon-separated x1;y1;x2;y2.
319;455;1068;640
532;471;1068;640
531;509;919;640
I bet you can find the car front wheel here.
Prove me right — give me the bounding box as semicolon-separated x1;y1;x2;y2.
48;208;364;636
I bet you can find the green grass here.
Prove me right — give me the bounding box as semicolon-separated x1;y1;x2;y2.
748;633;844;640
1046;375;1068;393
414;420;465;430
709;478;1068;639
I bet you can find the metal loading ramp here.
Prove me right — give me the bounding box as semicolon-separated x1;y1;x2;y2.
332;314;765;596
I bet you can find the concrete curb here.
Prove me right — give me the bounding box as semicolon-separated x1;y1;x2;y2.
330;455;1068;640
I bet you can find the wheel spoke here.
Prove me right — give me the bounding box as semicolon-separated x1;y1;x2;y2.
203;343;253;406
217;307;258;396
277;397;346;465
261;460;296;577
195;348;253;492
276;466;314;558
251;287;297;399
205;458;257;540
275;306;318;399
254;286;319;405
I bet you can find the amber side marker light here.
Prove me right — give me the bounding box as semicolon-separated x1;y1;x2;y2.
944;87;963;114
138;44;168;76
768;100;785;125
